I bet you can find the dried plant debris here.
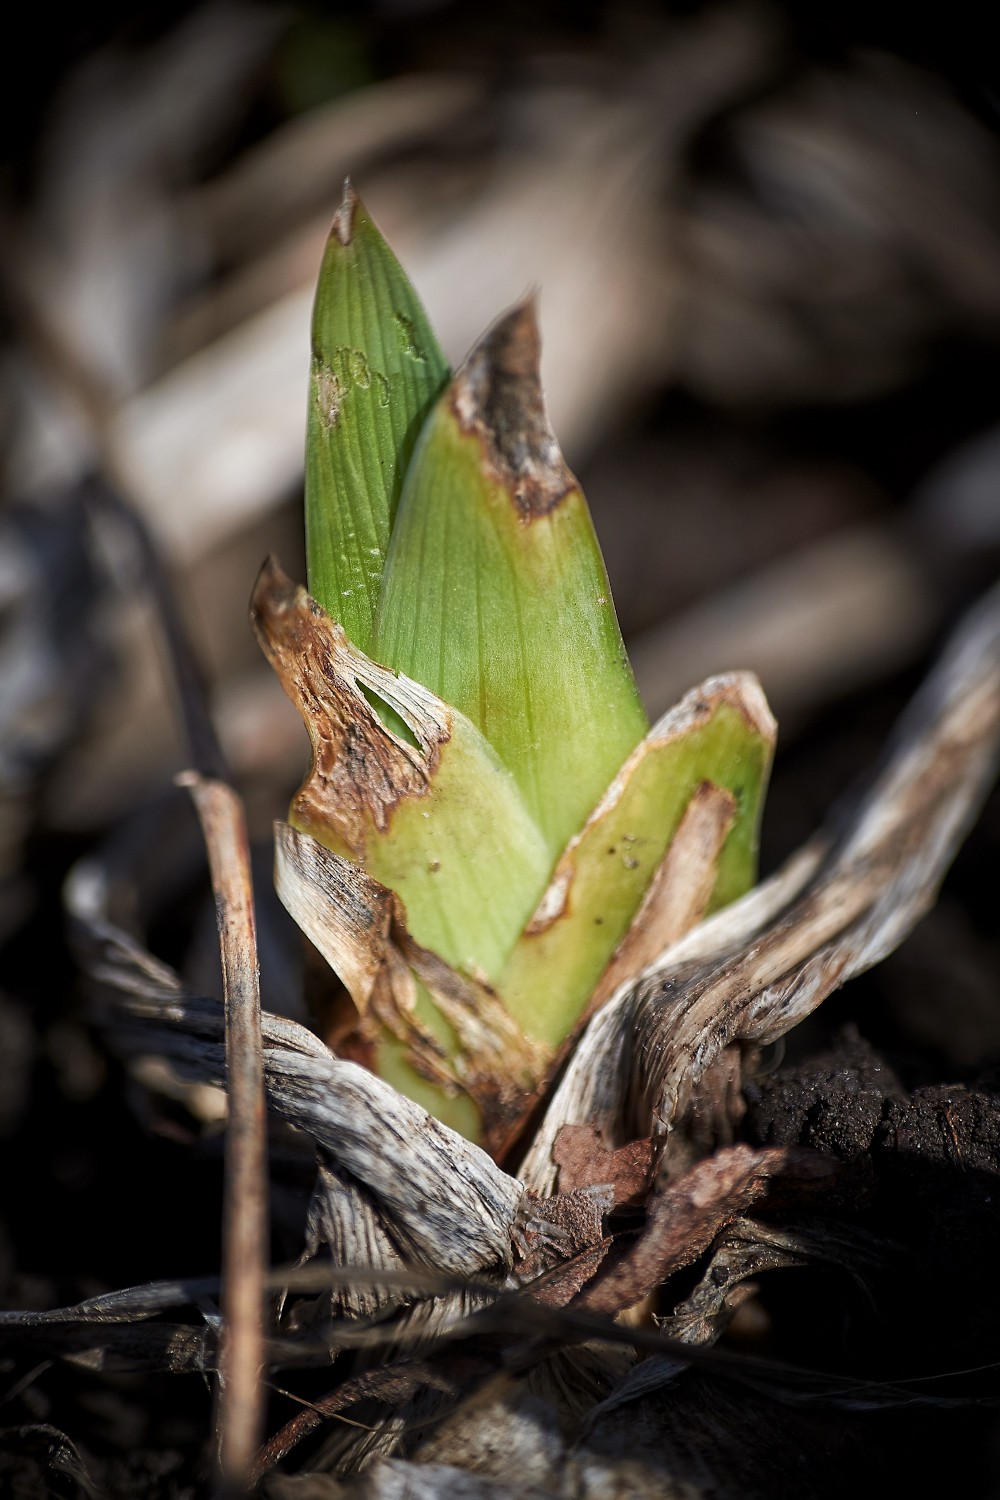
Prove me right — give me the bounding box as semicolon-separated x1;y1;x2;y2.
49;579;1000;1491
652;1215;882;1351
552;1124;659;1210
0;1424;104;1500
573;1144;841;1320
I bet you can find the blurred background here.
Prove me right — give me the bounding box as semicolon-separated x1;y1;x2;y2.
4;0;1000;841
2;0;1000;1490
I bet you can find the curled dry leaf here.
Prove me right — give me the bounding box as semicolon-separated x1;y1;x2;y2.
513;1184;615;1307
658;1213;885;1349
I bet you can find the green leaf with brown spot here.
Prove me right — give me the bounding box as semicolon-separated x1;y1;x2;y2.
373;300;650;859
306;182;449;652
252;558;551;984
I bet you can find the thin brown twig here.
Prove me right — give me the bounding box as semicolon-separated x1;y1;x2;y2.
179;773;268;1495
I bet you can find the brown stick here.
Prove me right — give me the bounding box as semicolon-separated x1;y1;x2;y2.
179;773;268;1494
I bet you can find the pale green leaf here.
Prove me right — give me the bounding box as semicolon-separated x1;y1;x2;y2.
306;182;449;651
252;558;551;983
373;300;649;859
498;675;776;1049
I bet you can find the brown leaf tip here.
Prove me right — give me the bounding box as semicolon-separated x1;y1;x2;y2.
250;557;447;851
331;178;360;248
651;672;777;749
249;554;298;628
452;298;577;520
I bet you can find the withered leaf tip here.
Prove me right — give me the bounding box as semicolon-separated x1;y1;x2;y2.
452;298;576;520
331;178;360;248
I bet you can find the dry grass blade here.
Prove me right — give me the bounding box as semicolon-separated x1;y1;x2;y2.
523;582;1000;1191
177;772;268;1493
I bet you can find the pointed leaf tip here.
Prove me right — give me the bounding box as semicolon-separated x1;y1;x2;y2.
249;553;300;623
305;191;449;649
375;295;648;855
331;178;359;247
452;298;575;520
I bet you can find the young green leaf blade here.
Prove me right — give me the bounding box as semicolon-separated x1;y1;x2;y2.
306;182;449;652
373;300;649;858
497;675;776;1050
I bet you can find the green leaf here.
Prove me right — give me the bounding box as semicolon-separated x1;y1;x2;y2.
373;300;650;859
305;181;449;652
497;675;776;1050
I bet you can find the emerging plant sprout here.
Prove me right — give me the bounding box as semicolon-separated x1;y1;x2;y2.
252;182;775;1149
